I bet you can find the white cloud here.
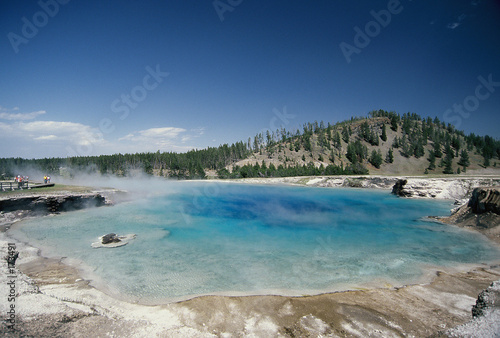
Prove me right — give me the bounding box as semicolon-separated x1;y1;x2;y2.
119;127;186;141
118;127;191;152
0;106;201;157
34;135;59;141
447;13;466;30
139;127;186;139
16;121;104;146
179;127;206;143
0;110;46;121
191;127;206;135
0;120;110;157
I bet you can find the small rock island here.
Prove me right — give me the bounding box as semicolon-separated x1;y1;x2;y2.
91;233;136;248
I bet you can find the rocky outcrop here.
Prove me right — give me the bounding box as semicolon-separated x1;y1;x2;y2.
391;179;411;197
0;193;109;231
446;280;500;337
387;178;500;199
101;233;121;244
91;233;136;248
237;176;500;200
472;280;500;318
0;194;107;214
439;187;500;244
468;187;500;215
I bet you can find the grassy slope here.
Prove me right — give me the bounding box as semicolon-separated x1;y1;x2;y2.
229;117;500;176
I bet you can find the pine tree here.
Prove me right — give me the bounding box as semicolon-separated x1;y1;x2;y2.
385;148;394;163
346;142;357;164
414;140;425;158
303;134;312;152
433;141;442;158
334;132;342;150
444;143;454;159
483;157;490;167
329;150;335;164
401;135;411;158
392;136;400;148
390;115;398;131
443;152;454;174
427;150;436;170
369;150;383;169
381;123;387;142
371;130;379;146
360;121;370;141
342;126;349;143
253;135;259;152
457;149;470;169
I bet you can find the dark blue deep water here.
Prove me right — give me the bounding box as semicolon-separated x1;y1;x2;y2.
12;183;500;303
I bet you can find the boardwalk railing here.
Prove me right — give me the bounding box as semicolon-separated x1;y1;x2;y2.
0;181;30;191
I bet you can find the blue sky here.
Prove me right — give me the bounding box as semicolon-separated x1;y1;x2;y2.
1;0;499;158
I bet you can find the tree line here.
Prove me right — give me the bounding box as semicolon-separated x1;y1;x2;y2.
1;109;499;180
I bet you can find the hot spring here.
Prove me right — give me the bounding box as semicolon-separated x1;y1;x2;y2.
11;183;500;303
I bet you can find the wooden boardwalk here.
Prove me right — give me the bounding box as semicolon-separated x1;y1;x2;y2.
0;181;54;192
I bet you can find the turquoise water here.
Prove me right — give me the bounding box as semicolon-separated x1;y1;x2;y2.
12;183;500;303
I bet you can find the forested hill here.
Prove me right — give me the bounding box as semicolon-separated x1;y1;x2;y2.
1;110;499;180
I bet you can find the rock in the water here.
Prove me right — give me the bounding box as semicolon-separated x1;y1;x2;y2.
91;233;136;248
101;233;121;244
391;179;411;197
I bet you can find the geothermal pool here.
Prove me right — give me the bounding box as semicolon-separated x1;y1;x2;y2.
12;183;500;303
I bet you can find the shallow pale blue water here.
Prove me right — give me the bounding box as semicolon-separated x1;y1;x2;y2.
12;183;500;303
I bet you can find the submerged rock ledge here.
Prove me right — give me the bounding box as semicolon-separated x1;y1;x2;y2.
0;193;107;213
0;192;110;230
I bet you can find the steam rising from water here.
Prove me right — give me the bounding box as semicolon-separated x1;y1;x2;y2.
11;183;500;303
